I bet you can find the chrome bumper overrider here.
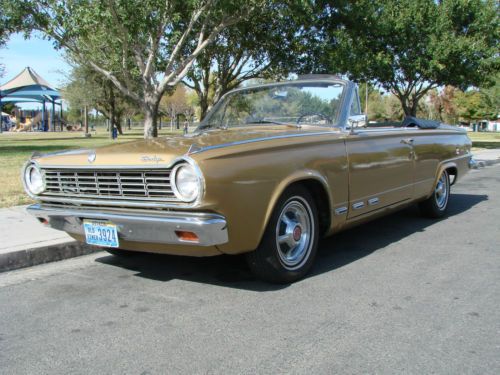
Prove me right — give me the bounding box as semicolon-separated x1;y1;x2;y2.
468;157;478;169
27;204;228;246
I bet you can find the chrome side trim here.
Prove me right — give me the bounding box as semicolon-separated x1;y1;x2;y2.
27;204;228;247
368;197;380;206
352;202;365;210
334;207;348;215
188;131;338;155
352;127;464;134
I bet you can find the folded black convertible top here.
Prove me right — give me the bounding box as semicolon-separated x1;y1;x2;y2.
401;116;441;129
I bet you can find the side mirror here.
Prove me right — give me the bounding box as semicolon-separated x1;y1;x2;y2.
347;114;368;129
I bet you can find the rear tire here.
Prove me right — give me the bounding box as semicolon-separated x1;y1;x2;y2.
419;170;450;218
246;186;319;283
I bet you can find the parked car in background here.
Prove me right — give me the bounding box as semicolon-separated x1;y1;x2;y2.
23;75;473;283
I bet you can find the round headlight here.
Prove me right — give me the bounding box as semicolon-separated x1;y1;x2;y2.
24;164;45;195
171;163;202;202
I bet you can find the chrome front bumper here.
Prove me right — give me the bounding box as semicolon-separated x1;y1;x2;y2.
27;204;228;247
468;157;478;169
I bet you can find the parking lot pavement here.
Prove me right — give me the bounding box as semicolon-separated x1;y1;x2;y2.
0;164;499;374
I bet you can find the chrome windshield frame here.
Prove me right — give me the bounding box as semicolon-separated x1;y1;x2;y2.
196;78;354;133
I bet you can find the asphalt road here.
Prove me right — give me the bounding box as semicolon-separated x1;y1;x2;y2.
1;164;499;375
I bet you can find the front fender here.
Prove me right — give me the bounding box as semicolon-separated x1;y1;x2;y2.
262;169;333;237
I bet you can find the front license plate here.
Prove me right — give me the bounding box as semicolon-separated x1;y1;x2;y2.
83;220;119;248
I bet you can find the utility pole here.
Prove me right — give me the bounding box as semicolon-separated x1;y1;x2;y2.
365;83;369;117
84;105;90;137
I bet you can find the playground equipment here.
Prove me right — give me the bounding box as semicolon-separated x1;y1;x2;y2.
13;112;43;132
0;67;63;132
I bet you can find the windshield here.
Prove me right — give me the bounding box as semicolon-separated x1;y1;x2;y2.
199;82;345;130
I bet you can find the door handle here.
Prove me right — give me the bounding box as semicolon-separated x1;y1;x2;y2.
401;138;414;145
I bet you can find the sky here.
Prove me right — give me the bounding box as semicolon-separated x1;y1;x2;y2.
1;33;70;89
1;33;70;110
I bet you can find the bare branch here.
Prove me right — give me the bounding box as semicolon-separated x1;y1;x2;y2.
161;17;239;92
163;2;212;75
107;0;147;78
87;61;142;104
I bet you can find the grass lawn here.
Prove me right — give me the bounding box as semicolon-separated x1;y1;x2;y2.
0;128;181;208
468;132;500;150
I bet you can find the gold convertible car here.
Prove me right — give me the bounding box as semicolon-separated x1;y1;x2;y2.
23;75;473;283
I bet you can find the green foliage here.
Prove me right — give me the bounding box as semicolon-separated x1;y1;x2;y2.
310;0;500;116
185;1;310;119
62;63;136;134
4;0;269;138
454;89;497;122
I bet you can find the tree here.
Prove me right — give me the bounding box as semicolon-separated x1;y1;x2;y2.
159;85;190;130
63;64;135;136
0;6;11;78
184;2;307;120
311;0;499;116
479;73;500;119
426;86;461;123
454;89;498;123
5;0;267;138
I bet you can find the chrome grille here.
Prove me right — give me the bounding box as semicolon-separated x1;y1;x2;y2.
41;169;178;202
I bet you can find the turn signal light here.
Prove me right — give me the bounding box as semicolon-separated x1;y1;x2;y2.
175;231;199;243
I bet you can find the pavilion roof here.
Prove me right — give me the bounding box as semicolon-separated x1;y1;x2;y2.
0;67;61;103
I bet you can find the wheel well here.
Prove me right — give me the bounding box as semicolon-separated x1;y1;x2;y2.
289;179;331;236
446;166;458;185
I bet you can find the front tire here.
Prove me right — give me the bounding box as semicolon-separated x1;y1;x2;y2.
419;170;450;218
246;186;319;283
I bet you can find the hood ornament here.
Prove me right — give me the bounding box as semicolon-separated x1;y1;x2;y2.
87;151;96;163
187;143;202;155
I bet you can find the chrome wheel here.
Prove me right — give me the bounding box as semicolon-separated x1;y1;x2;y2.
434;171;449;209
275;197;314;270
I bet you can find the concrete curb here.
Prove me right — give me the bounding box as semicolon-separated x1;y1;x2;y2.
475;159;500;168
0;241;100;273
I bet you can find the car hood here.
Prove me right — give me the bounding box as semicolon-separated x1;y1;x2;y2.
33;126;340;167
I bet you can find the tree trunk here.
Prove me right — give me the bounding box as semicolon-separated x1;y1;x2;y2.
144;104;159;138
397;95;418;117
115;114;123;134
110;92;116;139
199;98;209;121
84;106;89;134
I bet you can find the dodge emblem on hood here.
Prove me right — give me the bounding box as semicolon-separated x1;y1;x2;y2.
141;155;164;163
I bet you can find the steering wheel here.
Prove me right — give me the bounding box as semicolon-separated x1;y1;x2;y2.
296;112;332;124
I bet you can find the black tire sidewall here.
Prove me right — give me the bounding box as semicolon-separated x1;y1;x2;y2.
246;185;319;283
420;170;450;218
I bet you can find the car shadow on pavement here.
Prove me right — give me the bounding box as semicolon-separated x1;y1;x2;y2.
95;193;487;291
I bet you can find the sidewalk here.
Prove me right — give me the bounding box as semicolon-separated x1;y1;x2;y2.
0;206;98;272
472;148;500;167
0;147;499;273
